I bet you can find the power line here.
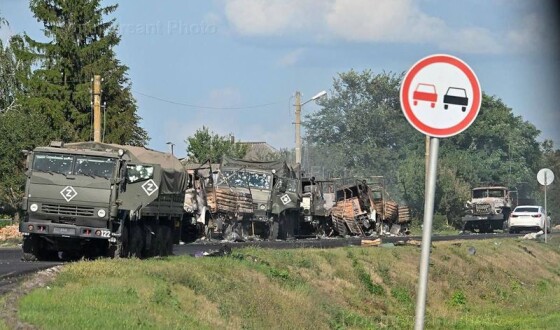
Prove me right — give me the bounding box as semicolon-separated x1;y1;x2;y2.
133;90;282;110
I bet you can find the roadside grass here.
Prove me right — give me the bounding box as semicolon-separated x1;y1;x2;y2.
13;237;560;329
0;296;8;330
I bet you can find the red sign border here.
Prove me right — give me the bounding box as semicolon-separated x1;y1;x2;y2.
400;54;481;138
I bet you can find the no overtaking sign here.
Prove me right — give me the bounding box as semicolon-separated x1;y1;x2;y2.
400;54;482;137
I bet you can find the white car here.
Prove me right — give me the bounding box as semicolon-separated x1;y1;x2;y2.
508;205;551;234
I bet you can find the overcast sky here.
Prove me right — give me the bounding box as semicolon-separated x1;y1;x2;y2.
2;0;559;158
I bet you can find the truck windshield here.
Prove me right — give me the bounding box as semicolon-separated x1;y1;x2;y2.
219;170;272;190
33;154;73;175
473;189;505;198
75;156;116;178
33;153;116;178
274;178;297;193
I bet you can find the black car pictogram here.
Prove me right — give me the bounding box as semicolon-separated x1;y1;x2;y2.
443;87;469;112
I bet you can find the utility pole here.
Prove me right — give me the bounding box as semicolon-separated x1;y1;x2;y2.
93;75;102;143
294;91;302;165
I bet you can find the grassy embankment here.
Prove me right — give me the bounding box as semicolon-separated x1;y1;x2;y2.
4;237;560;329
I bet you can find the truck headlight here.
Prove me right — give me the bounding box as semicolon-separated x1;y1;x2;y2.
97;209;107;218
259;204;266;210
30;203;39;212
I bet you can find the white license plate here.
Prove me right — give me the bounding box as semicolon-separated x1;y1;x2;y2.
53;227;76;235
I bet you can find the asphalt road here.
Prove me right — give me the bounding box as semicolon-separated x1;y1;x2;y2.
0;231;555;295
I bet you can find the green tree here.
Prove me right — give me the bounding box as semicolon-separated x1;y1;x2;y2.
10;0;148;145
446;95;541;191
0;108;52;219
0;16;19;114
0;16;40;217
185;126;248;163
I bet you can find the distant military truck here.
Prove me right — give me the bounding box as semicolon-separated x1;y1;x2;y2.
462;186;513;233
204;156;300;240
20;141;189;260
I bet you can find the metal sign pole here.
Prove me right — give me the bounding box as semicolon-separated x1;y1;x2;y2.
414;137;439;330
544;173;547;243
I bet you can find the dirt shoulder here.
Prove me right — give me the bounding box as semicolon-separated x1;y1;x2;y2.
1;266;63;330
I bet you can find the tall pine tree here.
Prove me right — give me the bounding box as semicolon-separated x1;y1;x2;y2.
11;0;148;145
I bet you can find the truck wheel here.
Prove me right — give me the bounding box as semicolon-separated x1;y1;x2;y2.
22;235;53;261
163;224;173;256
116;222;129;258
268;221;279;240
279;214;296;240
22;236;39;261
337;221;349;237
155;223;173;256
129;222;144;258
143;224;157;257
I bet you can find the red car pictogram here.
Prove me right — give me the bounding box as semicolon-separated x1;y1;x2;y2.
413;83;437;108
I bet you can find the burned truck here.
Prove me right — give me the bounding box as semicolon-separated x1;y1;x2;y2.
329;177;411;237
325;177;410;236
20;141;188;260
200;156;300;240
462;186;514;233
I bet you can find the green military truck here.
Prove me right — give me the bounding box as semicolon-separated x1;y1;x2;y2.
20;141;189;260
203;156;300;240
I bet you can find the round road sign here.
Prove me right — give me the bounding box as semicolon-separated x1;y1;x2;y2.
400;54;482;138
537;168;554;186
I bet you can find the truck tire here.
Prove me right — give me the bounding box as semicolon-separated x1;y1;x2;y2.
144;224;157;257
129;222;144;258
21;235;54;261
116;222;129;258
268;220;279;240
163;223;173;256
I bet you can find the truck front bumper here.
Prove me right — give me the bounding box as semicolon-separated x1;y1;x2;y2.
20;221;112;240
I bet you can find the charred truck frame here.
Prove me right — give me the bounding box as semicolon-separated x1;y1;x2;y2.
20;141;188;260
289;176;410;238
